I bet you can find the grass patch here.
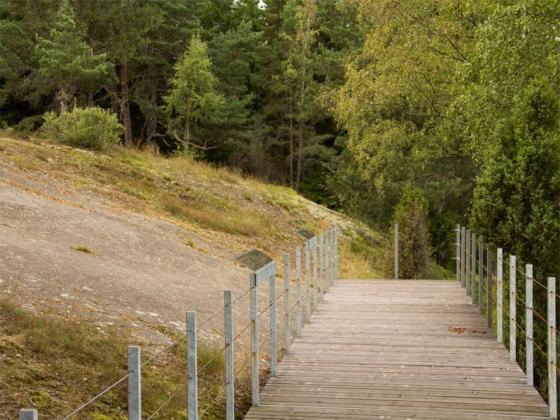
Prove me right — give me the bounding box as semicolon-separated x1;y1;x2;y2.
71;245;93;254
339;234;386;279
0;300;247;419
161;194;272;237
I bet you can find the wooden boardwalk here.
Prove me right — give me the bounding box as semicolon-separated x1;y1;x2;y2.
245;280;549;419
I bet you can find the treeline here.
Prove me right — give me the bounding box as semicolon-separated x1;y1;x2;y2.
0;0;359;200
327;0;560;278
1;0;559;279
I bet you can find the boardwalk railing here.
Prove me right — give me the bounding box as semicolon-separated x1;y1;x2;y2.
455;224;557;418
19;226;338;420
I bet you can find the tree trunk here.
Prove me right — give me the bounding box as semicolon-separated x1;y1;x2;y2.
119;61;133;147
296;122;303;190
185;119;190;151
57;87;68;114
146;66;158;142
289;88;294;188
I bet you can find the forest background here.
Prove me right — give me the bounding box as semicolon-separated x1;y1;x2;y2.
1;0;559;279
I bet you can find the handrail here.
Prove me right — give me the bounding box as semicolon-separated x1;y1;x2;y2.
455;224;557;418
19;225;339;420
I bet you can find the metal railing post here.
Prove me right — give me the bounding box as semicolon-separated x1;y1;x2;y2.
295;247;302;337
250;274;259;406
305;241;311;322
509;255;516;362
525;265;533;387
478;237;483;312
497;248;503;344
269;270;277;377
466;229;471;294
334;226;338;279
471;232;476;303
548;277;557;418
487;248;493;330
283;255;291;351
19;409;38;420
128;346;141;420
312;239;318;308
461;226;466;287
394;223;399;279
187;312;198;418
320;234;325;300
224;290;235;420
456;224;460;284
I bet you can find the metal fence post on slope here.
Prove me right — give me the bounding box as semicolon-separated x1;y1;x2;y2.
128;346;141;420
497;248;503;344
548;277;557;419
461;226;466;288
394;223;399;280
317;235;322;300
224;290;234;420
471;232;476;303
455;225;461;284
186;312;198;419
305;241;311;323
478;237;483;312
466;229;471;295
312;238;318;308
326;230;331;289
487;247;493;330
283;255;291;351
269;269;278;377
525;265;533;387
334;226;338;279
295;247;302;337
320;234;326;300
509;255;516;363
250;273;259;406
19;409;38;420
325;228;332;291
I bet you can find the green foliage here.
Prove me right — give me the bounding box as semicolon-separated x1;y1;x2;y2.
470;78;560;277
164;37;224;151
390;187;430;279
41;107;123;151
35;0;111;113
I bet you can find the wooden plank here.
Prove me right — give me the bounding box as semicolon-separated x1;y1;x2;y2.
245;280;548;419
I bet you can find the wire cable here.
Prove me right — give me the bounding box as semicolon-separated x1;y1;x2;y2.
145;387;182;420
60;372;131;419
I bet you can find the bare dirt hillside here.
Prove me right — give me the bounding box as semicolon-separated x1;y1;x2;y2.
0;135;386;417
0;136;385;346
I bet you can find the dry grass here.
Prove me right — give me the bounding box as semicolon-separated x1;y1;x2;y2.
0;300;238;419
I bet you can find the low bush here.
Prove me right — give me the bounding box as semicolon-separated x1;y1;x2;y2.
41;107;122;151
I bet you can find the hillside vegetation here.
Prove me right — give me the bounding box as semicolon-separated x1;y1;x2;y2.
0;133;385;418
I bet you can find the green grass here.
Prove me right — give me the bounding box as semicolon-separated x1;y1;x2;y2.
0;300;248;419
71;245;93;254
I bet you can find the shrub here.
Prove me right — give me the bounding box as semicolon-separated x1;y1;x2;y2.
41;107;123;151
388;186;430;278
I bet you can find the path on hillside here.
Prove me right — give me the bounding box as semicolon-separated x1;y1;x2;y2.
245;280;549;419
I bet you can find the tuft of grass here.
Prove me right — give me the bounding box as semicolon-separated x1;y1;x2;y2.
71;246;93;254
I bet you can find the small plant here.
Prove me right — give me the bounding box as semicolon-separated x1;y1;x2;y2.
71;245;93;254
388;186;430;279
41;107;123;151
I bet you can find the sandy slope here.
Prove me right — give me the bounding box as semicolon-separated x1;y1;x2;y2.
0;164;265;348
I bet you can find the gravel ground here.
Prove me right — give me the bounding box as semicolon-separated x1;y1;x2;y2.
0;164;274;350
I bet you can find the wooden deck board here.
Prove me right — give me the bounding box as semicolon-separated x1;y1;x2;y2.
244;280;549;419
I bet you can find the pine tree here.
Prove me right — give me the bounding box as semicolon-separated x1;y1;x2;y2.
163;37;224;152
36;0;110;113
